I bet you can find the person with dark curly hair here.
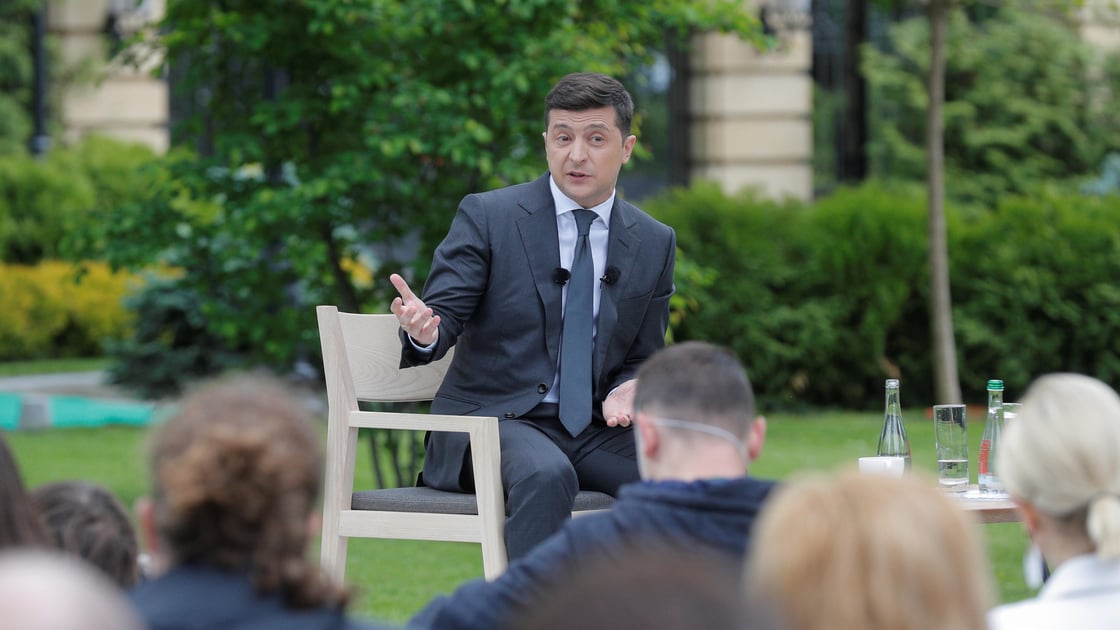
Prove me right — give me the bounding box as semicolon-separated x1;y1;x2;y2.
31;480;141;588
0;432;49;549
129;373;387;629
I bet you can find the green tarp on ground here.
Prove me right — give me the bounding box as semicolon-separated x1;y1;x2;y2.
0;393;155;431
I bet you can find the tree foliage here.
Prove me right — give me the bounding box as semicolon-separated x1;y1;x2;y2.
0;0;41;154
78;0;762;385
865;5;1120;206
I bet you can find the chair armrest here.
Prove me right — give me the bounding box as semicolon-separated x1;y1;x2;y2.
348;410;498;433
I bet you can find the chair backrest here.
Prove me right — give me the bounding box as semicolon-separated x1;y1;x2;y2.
319;306;453;406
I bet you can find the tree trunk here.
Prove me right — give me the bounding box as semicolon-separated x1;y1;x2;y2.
926;0;962;404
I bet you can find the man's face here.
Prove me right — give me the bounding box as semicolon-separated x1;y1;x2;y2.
543;105;636;209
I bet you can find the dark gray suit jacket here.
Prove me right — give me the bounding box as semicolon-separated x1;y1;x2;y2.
401;174;676;490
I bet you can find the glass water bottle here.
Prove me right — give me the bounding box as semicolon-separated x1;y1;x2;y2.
978;379;1006;495
877;378;912;470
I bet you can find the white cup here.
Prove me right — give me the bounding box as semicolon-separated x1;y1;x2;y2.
858;456;906;477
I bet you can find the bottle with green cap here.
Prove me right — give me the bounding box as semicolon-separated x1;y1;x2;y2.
978;379;1006;495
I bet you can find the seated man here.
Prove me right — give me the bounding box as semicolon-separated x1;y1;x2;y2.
408;341;777;630
391;71;676;560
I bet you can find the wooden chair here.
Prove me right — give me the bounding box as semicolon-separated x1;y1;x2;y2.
316;306;614;581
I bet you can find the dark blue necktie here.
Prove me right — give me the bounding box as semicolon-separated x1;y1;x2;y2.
559;210;597;437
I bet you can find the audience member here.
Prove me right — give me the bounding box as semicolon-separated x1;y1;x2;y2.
0;431;49;548
129;373;386;629
989;373;1120;629
744;470;993;630
31;480;141;587
409;341;777;630
0;549;144;630
507;546;780;630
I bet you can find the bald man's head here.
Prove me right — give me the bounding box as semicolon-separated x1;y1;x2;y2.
0;550;144;630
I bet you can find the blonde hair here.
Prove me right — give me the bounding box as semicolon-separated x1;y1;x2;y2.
997;373;1120;559
744;471;992;630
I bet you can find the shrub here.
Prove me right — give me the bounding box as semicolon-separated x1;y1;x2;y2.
643;182;829;407
0;136;158;265
803;181;931;405
104;275;244;400
0;154;96;263
952;189;1120;399
0;261;138;361
645;179;1120;409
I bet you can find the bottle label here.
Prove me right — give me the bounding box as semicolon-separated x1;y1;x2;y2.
978;439;991;475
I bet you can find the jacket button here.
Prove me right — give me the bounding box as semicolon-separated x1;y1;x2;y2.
537;384;548;394
504;412;515;418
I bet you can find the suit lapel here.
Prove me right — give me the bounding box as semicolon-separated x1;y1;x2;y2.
594;198;641;382
517;176;563;361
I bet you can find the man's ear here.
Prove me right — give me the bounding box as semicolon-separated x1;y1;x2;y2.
746;416;767;463
135;496;162;565
307;511;322;541
634;413;659;459
1013;496;1042;538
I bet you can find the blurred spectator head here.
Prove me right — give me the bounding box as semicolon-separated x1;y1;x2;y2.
0;432;49;548
31;480;140;587
998;373;1120;560
744;470;992;630
0;549;144;630
140;373;346;607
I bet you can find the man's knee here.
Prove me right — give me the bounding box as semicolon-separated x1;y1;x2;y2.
508;458;578;503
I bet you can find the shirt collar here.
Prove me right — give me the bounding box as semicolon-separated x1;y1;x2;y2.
1039;554;1120;600
548;174;614;225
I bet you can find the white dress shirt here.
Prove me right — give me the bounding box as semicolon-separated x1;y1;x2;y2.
409;177;616;406
988;554;1120;630
543;175;613;403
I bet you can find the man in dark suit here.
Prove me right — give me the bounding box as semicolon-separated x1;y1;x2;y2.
390;72;675;559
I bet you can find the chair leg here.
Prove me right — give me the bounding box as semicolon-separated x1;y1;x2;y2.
480;535;509;580
321;532;350;583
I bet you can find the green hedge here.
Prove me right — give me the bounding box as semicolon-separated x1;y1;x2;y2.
0;135;158;264
645;180;1120;409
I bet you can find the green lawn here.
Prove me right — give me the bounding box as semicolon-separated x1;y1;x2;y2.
4;408;1033;624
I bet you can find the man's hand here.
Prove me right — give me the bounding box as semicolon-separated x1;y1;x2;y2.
390;273;440;346
603;379;636;427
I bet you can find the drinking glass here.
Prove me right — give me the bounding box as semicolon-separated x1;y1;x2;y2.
933;404;969;491
1002;402;1022;425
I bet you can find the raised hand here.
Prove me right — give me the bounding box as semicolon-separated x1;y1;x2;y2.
390;273;440;346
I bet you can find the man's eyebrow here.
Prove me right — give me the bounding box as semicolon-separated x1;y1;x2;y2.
549;122;611;131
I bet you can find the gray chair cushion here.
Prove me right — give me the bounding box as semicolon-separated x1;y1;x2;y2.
351;487;615;515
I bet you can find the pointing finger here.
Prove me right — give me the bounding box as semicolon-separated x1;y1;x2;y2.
390;273;416;301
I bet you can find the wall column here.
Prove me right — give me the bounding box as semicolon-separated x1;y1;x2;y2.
48;0;168;152
688;4;813;201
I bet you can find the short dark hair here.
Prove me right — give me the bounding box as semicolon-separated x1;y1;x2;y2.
544;72;634;138
31;481;140;587
507;546;777;630
633;342;756;437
